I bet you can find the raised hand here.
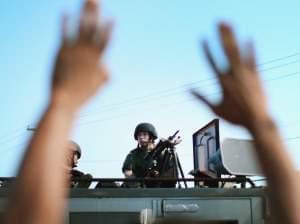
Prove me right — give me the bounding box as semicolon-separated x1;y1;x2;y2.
191;23;269;130
192;23;300;224
52;0;112;111
3;2;114;224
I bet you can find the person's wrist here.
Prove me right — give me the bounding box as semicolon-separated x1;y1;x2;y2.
247;113;276;136
49;90;80;116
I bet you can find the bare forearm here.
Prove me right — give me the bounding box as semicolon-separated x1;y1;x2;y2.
4;99;76;224
3;1;111;222
249;118;300;224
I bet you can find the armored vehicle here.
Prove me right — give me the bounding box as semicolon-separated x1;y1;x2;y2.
0;119;269;224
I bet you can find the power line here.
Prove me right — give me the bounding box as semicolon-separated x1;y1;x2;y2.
263;71;300;82
260;59;300;72
78;57;300;120
1;52;300;142
257;52;300;66
78;77;217;118
77;71;300;127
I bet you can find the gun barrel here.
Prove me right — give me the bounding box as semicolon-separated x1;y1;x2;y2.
169;130;179;140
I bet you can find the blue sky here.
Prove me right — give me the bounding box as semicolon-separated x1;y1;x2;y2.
1;0;300;178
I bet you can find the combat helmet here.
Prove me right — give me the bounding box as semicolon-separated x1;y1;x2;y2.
134;123;158;140
70;140;82;159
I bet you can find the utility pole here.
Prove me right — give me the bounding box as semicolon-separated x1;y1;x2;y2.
26;125;37;132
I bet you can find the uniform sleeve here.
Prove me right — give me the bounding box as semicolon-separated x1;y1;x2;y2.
122;153;133;173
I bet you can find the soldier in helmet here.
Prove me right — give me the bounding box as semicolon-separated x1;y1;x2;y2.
68;141;93;188
122;123;158;179
122;123;179;187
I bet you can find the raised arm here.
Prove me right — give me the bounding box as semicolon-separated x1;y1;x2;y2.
3;1;112;224
191;23;300;224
